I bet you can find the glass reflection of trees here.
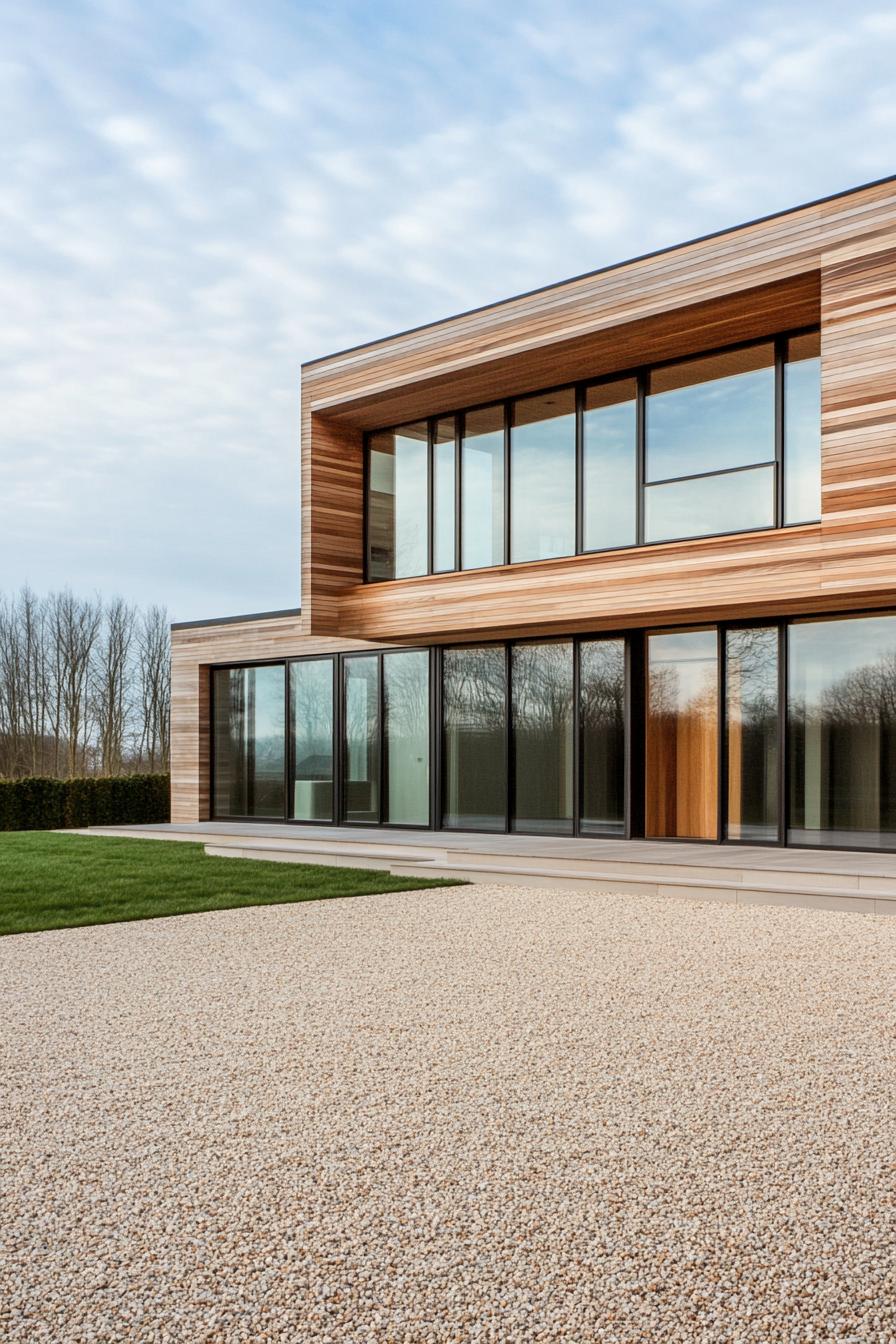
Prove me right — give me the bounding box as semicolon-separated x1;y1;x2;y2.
512;642;574;833
291;659;334;821
789;617;896;844
726;628;778;842
442;646;506;830
580;639;625;834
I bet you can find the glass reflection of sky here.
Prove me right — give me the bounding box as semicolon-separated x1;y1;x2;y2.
647;366;774;481
789;615;896;700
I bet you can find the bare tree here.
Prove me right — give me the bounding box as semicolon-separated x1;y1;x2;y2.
0;587;171;781
93;597;137;775
49;590;103;778
135;605;171;771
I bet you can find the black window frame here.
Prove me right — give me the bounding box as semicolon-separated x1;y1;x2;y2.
361;326;821;582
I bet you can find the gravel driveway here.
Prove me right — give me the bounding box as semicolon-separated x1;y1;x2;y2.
3;885;896;1342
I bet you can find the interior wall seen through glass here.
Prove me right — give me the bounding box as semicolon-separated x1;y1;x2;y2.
511;641;574;834
725;628;778;842
384;651;430;825
442;646;507;830
290;659;334;822
645;629;719;839
580;639;626;835
510;390;576;562
343;656;380;823
213;665;286;818
788;615;896;848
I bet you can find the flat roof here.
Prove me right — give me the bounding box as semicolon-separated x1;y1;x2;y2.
171;607;301;632
303;172;896;370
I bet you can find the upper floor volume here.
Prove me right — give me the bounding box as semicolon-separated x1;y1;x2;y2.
295;175;896;644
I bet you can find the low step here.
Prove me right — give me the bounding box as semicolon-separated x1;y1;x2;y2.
201;842;896;915
386;860;896;915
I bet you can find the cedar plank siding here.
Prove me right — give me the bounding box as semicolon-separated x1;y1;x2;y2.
170;178;896;822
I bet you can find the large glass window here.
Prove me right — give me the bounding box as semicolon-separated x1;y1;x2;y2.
343;656;380;823
788;615;896;848
583;380;637;551
432;416;457;573
213;665;285;818
645;629;718;839
580;639;626;835
510;390;576;562
511;641;574;834
366;423;428;580
645;465;775;543
442;646;507;830
366;330;820;578
784;332;821;524
461;405;505;570
290;659;334;822
644;345;775;544
384;650;430;825
646;345;775;480
725;628;779;842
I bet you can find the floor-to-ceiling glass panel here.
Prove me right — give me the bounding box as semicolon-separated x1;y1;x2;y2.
461;405;504;569
645;630;718;839
725;628;778;842
432;416;457;573
512;641;574;834
646;344;775;481
580;639;626;835
644;464;775;543
510;390;576;562
582;379;637;551
788;615;896;848
393;422;428;577
384;650;430;825
290;658;334;822
442;646;507;830
784;332;821;525
343;656;380;823
366;432;395;580
213;665;286;818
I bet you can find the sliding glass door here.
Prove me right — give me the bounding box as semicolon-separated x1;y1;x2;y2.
511;642;574;834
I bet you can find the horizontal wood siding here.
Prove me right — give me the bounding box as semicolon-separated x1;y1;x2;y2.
301;411;364;634
172;179;896;816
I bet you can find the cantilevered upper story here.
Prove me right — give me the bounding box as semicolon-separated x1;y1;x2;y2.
171;176;896;849
298;174;896;641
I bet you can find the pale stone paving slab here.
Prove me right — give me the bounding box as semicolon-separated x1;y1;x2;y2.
2;886;896;1342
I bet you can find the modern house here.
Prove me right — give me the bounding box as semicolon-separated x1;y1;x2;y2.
171;176;896;856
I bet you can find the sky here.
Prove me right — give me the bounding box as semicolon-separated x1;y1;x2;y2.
2;1;895;623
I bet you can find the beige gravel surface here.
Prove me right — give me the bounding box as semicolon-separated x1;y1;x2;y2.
3;885;896;1343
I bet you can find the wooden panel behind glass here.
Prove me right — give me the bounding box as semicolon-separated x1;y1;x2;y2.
645;629;718;839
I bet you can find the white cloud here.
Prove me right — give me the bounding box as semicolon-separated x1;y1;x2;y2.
0;0;894;619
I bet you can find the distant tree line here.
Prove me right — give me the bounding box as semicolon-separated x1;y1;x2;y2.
0;588;170;780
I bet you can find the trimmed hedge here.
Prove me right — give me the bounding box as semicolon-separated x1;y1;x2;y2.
0;774;170;831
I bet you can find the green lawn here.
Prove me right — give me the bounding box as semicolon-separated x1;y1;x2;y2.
0;832;457;936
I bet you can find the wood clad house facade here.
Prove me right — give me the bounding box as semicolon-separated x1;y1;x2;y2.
171;177;896;851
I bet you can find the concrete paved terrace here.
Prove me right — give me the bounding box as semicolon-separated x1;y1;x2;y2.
80;821;896;916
